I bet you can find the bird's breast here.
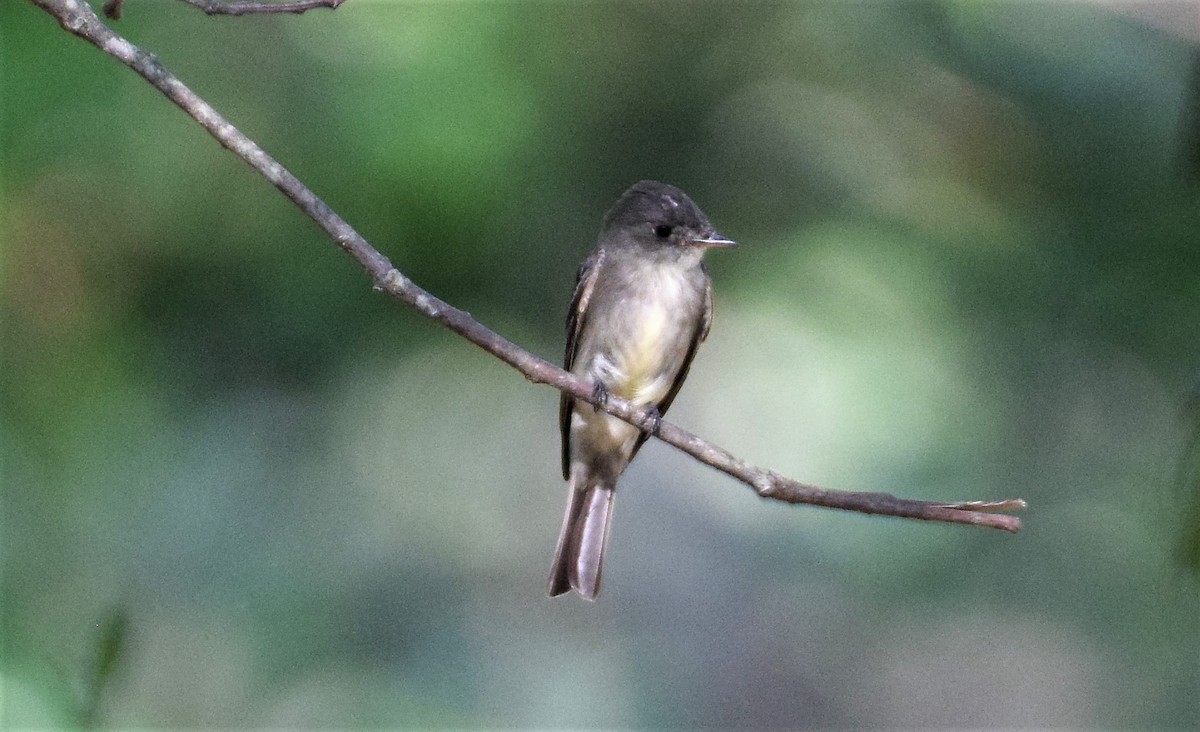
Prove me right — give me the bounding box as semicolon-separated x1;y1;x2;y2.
584;261;702;406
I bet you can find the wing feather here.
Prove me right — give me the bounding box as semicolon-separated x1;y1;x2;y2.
559;248;605;479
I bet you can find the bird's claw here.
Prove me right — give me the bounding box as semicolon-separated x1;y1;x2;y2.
645;406;663;436
590;382;610;412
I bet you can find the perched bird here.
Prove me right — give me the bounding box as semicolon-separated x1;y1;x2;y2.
549;180;735;599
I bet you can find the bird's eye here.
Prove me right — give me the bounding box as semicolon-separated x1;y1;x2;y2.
654;224;673;239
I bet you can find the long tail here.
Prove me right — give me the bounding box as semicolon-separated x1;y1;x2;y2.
548;476;615;600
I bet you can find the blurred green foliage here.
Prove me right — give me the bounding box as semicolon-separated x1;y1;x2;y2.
3;0;1199;727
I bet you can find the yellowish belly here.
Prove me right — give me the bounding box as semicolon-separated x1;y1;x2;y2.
616;306;668;400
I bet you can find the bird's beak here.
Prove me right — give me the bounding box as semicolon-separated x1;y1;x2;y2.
690;230;737;249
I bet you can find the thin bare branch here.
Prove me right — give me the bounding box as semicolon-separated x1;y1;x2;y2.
28;0;1026;534
104;0;345;19
178;0;346;16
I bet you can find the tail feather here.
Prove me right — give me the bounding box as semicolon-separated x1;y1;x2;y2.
548;479;615;600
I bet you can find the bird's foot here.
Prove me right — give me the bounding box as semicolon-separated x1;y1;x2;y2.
644;406;663;436
590;382;610;412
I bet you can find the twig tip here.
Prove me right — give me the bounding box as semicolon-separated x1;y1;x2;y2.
937;498;1027;514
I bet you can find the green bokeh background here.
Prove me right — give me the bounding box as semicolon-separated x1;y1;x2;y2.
3;0;1199;727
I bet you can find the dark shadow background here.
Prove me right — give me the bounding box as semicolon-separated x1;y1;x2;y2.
3;0;1199;727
